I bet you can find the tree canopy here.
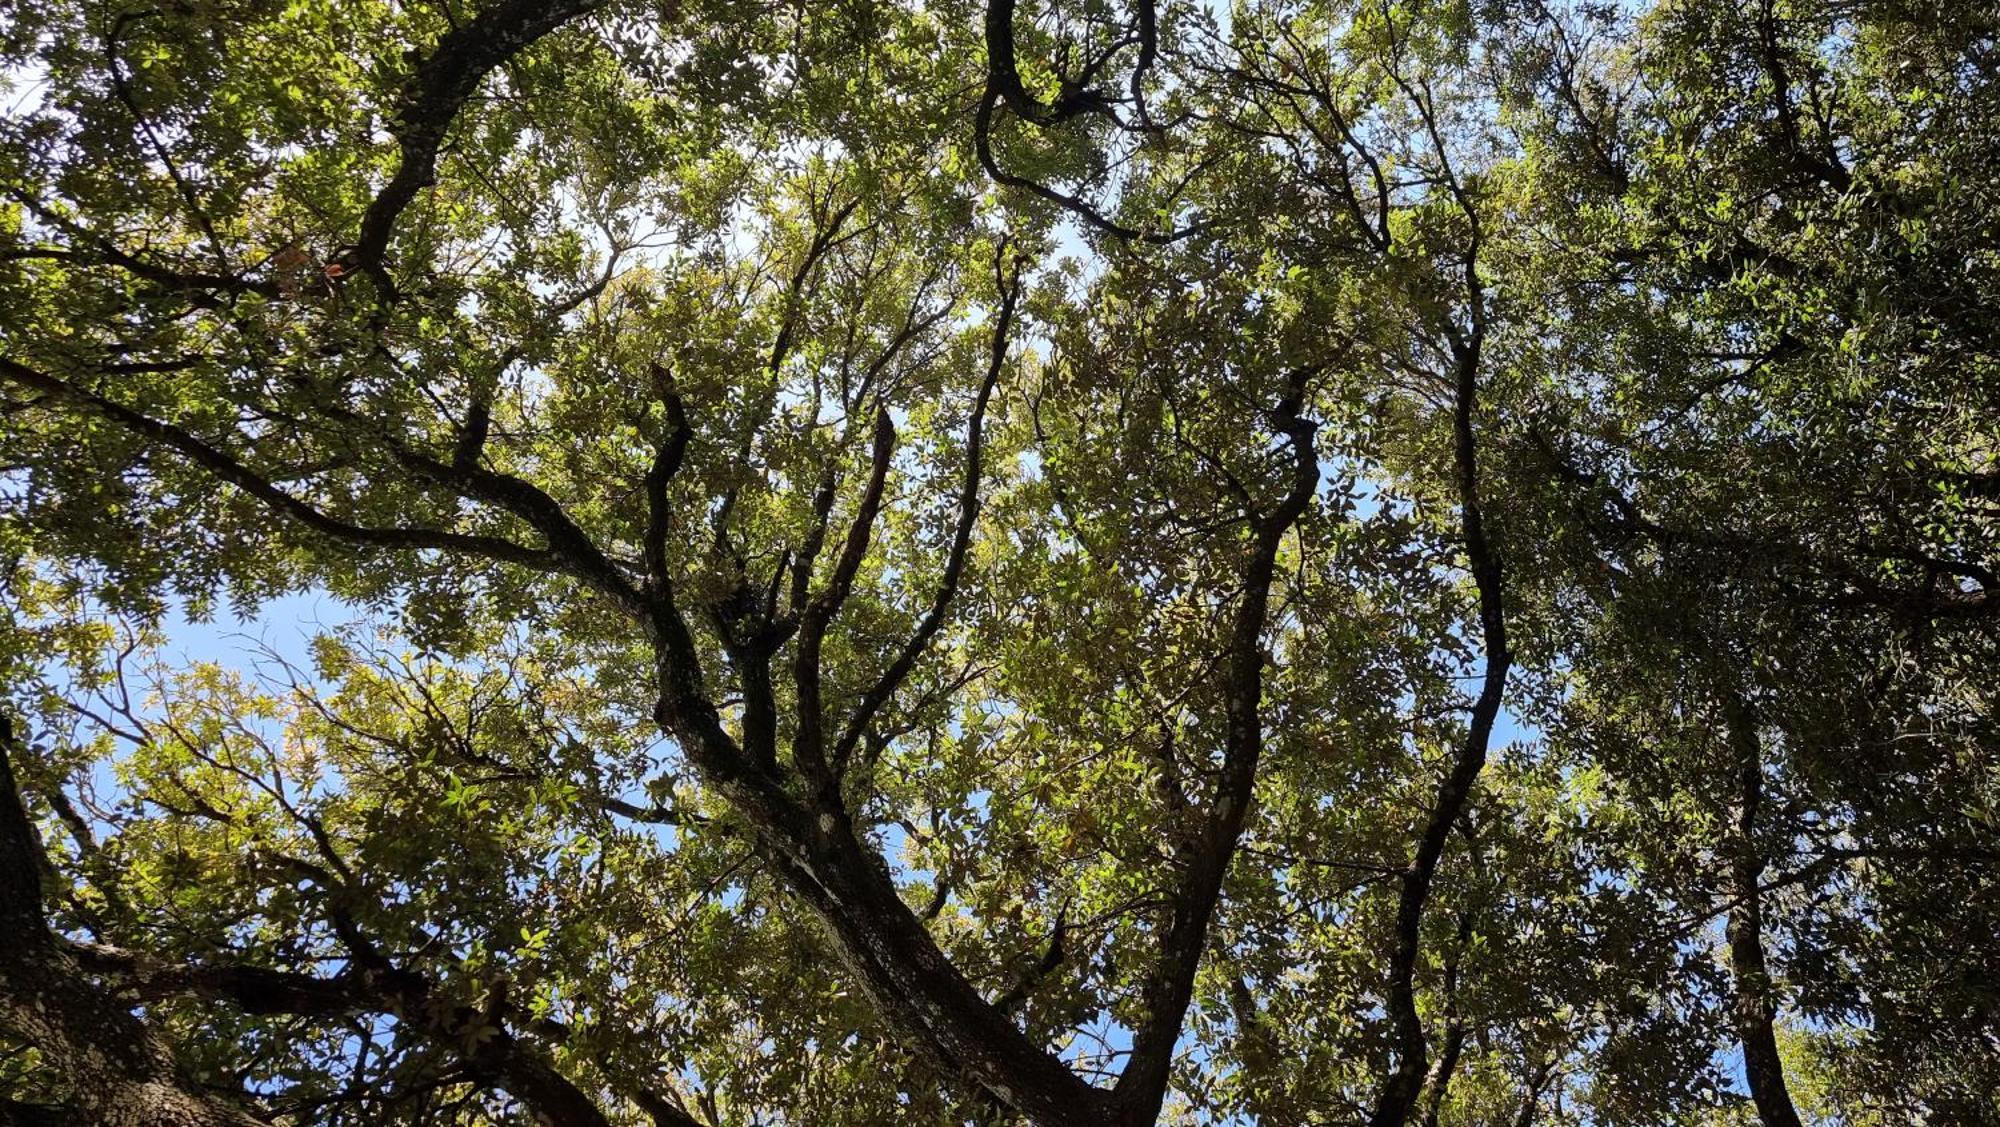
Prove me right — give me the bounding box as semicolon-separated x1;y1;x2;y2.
1;0;1996;1123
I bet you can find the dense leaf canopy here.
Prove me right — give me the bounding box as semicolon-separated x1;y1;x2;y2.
1;0;1996;1123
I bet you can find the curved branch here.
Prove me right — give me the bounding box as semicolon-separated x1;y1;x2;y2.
643;373;692;584
348;0;612;287
795;407;896;787
975;0;1203;244
1370;326;1510;1127
974;89;1205;244
983;0;1138;125
0;359;577;581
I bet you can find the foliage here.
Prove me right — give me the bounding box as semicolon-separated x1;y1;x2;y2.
0;0;1995;1123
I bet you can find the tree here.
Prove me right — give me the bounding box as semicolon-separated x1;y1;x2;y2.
1;0;1995;1123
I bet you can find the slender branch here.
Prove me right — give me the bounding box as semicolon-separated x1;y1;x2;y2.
1371;266;1508;1127
829;257;1022;777
2;190;279;304
794;406;896;787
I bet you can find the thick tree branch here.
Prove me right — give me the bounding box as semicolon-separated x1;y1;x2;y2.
631;1088;707;1127
628;265;1108;1125
234;856;617;1127
347;0;612;288
0;716;268;1127
975;0;1202;243
68;941;365;1018
1113;367;1320;1124
643;371;693;584
983;0;1140;125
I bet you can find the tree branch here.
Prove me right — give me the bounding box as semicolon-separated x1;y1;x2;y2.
1718;696;1805;1127
1113;366;1320;1124
1371;278;1509;1127
0;359;599;589
347;0;613;289
829;257;1021;778
0;715;269;1127
791;406;895;789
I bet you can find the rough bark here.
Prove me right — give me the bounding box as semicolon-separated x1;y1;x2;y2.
633;272;1115;1126
1111;373;1319;1125
0;718;268;1127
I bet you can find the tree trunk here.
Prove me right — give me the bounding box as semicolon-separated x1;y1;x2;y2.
1;720;266;1127
1721;702;1805;1127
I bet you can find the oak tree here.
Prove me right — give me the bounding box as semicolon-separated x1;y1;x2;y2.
1;0;1995;1123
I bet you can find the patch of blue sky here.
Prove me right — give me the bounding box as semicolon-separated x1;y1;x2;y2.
153;587;359;673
